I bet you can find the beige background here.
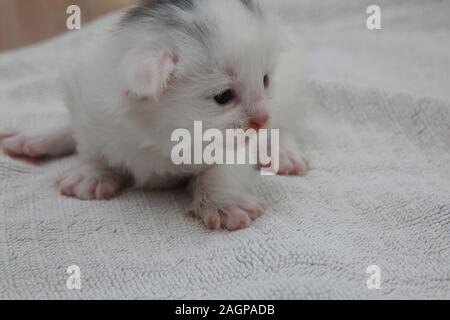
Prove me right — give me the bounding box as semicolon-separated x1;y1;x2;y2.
0;0;136;51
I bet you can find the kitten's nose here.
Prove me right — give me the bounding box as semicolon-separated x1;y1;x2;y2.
248;111;270;130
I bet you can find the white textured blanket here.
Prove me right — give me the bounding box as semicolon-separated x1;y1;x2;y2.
0;0;449;299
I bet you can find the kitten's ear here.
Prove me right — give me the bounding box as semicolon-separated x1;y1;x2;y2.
123;49;177;101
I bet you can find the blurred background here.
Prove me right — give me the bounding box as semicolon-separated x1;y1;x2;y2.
0;0;136;51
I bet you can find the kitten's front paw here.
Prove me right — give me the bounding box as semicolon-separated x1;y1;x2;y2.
259;147;309;176
278;149;309;176
56;165;124;200
189;196;265;231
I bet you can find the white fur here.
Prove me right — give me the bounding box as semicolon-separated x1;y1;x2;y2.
1;0;308;230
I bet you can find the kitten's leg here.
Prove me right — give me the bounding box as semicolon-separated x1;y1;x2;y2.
56;161;125;200
0;126;76;158
189;165;265;231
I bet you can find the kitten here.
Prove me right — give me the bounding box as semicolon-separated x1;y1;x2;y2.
0;0;308;230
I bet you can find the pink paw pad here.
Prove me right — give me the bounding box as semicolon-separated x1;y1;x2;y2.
56;168;122;201
1;135;27;157
0;130;19;141
2;135;48;158
277;151;309;176
1;132;61;158
190;197;265;231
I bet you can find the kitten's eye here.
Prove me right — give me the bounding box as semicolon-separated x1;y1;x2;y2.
214;89;234;106
263;74;270;88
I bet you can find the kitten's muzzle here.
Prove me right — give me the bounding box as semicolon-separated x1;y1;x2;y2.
248;109;270;130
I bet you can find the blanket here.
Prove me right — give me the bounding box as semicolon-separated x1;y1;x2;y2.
0;0;448;299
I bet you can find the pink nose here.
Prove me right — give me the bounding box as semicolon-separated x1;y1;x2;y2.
249;111;270;130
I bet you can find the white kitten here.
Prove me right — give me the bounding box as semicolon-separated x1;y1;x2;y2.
0;0;308;230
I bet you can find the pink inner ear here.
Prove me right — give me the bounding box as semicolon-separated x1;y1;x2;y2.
153;51;177;97
124;48;177;101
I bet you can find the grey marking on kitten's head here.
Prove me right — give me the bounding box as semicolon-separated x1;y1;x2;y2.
121;0;194;26
240;0;262;15
122;0;260;25
122;0;194;25
120;0;263;49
